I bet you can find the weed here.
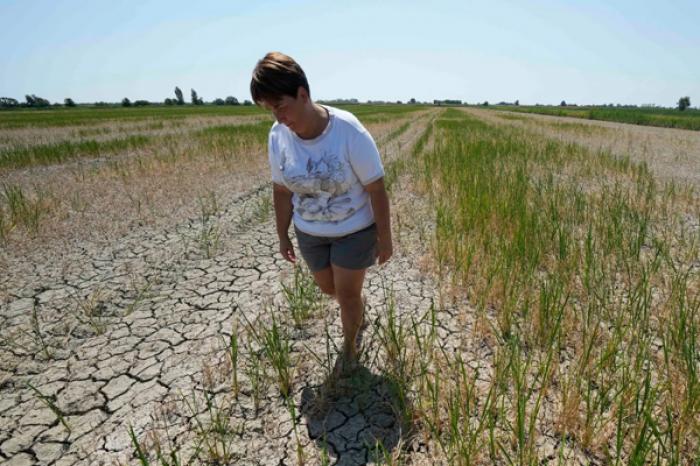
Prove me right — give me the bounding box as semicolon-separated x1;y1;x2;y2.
197;222;221;259
240;193;272;224
243;339;265;414
180;389;242;464
124;276;153;316
285;395;305;465
16;304;52;359
26;381;71;433
126;397;206;466
127;424;150;466
2;183;46;235
71;289;109;335
302;318;339;383
0;203;11;244
198;190;219;224
242;305;295;399
376;278;409;382
221;320;240;398
320;431;332;466
282;264;325;328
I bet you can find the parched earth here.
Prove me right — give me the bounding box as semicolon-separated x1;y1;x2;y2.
0;111;469;466
5;107;682;465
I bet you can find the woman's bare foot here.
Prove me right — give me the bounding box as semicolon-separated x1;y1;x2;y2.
334;294;368;378
333;350;360;378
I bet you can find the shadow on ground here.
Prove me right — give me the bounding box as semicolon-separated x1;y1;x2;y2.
300;359;415;466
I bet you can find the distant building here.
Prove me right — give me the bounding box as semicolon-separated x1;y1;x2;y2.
433;99;462;106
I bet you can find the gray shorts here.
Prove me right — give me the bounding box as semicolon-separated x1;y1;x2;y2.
294;223;378;272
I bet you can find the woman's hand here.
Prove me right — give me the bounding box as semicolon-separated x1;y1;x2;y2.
365;178;393;266
279;235;297;264
376;236;393;265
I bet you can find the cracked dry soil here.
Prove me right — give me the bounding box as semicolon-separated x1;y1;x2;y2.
1;112;458;466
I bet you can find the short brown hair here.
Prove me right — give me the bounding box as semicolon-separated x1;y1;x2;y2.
250;52;310;105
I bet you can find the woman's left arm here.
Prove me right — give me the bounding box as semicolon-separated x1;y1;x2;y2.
365;178;393;265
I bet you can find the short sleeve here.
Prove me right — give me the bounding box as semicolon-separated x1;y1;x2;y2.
348;129;384;185
268;132;284;184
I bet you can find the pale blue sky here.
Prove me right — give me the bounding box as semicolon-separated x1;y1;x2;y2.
1;0;698;106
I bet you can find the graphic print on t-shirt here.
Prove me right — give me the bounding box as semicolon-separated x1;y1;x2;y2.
280;149;355;222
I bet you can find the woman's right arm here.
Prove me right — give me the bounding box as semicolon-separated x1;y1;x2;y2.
272;182;296;263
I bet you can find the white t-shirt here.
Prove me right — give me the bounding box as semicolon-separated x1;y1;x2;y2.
268;105;384;237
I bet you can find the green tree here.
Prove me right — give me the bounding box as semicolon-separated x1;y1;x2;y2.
225;96;239;105
174;86;184;105
191;88;203;105
0;97;19;108
64;98;76;107
678;96;691;111
164;98;175;105
213;98;225;105
25;94;50;107
560;100;567;106
121;97;132;107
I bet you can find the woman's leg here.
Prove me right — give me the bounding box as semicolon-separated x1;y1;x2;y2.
331;264;367;359
311;266;335;297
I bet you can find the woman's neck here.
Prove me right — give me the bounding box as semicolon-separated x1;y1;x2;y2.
296;103;329;140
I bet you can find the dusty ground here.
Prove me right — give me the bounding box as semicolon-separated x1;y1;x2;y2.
0;112;464;466
2;107;694;465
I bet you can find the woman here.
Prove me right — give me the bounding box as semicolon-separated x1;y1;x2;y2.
250;52;393;373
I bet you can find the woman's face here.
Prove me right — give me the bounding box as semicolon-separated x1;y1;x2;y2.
262;92;305;131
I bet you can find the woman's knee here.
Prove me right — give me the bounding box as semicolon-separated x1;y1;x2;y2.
335;290;362;307
331;265;367;304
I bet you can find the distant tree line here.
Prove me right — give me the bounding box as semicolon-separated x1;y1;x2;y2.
0;95;52;108
0;92;694;110
489;97;695;110
0;86;253;109
121;98;150;107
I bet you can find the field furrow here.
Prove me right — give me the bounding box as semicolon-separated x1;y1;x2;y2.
1;109;450;466
2;104;698;465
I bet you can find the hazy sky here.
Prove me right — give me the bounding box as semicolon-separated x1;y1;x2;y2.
1;0;698;106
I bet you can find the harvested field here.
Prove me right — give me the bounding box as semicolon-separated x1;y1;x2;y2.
1;105;698;465
483;108;700;190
